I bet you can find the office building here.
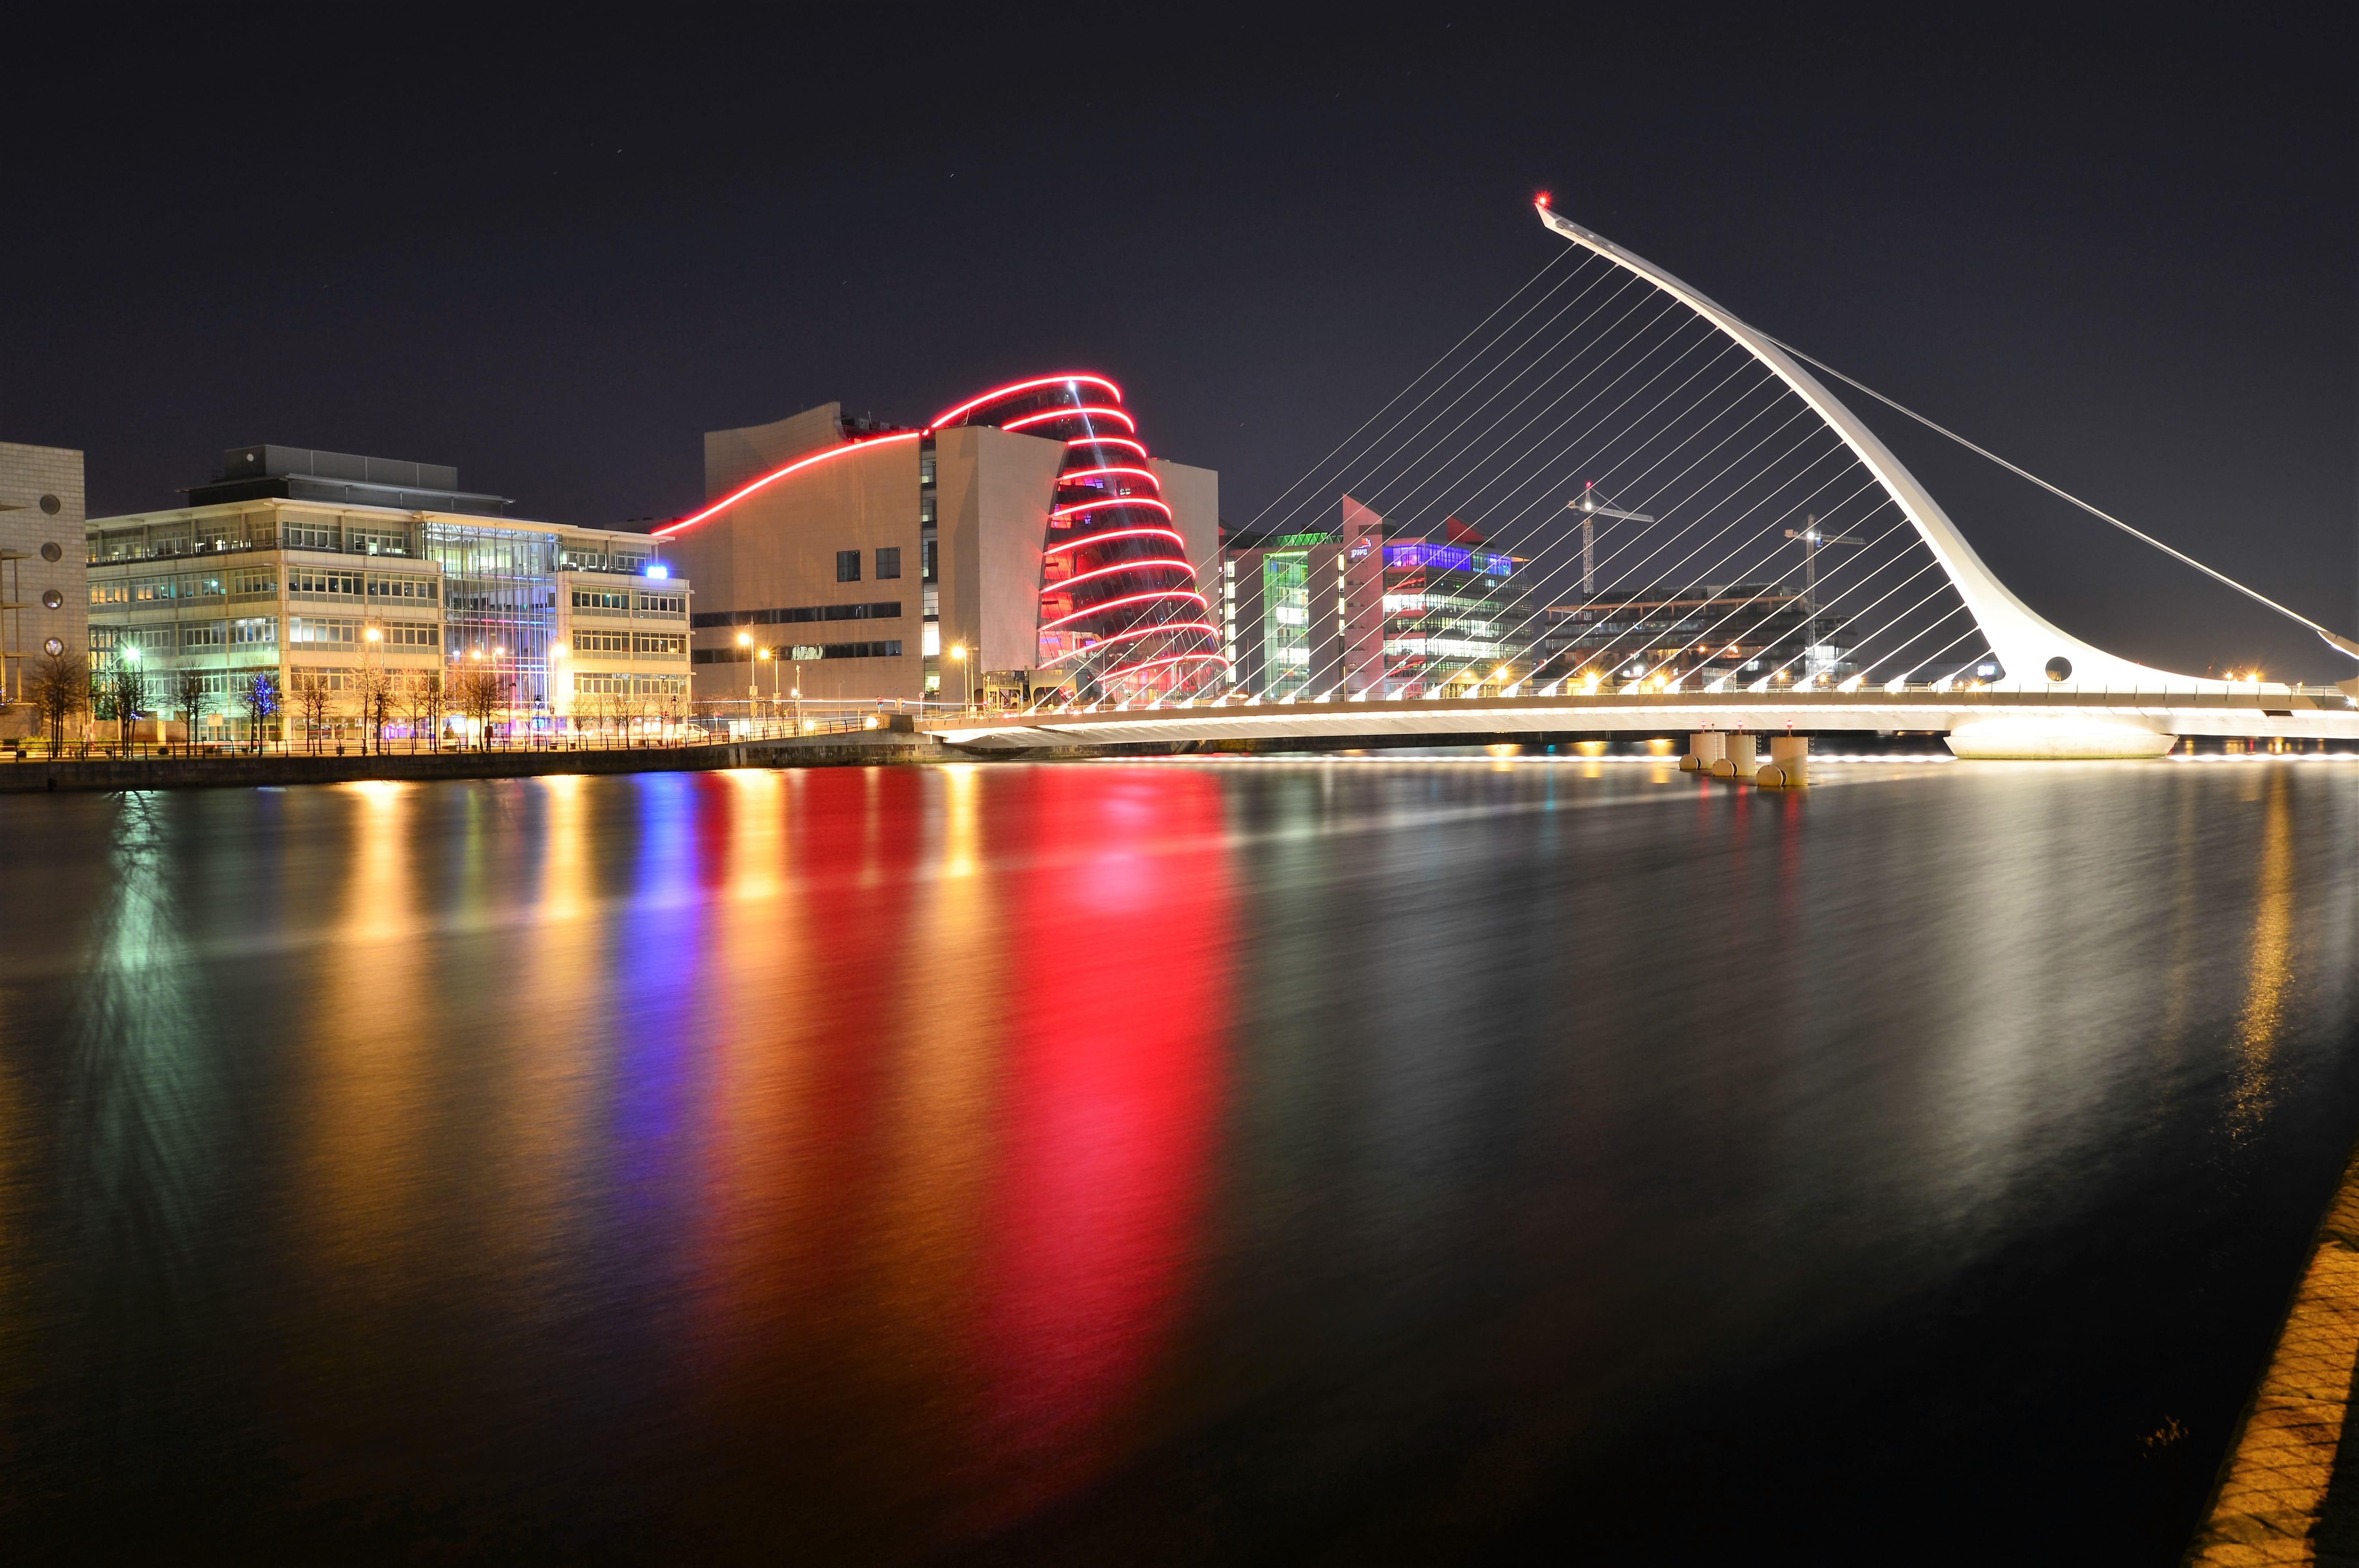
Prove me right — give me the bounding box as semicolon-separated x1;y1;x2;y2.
0;441;87;716
663;373;1221;704
84;445;690;742
1222;498;1520;697
1537;585;1852;688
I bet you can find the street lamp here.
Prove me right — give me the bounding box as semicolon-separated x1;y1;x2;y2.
755;646;773;734
949;642;970;710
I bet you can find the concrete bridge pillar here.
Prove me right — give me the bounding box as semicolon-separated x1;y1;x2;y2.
1710;734;1757;779
1757;735;1809;788
1681;732;1726;772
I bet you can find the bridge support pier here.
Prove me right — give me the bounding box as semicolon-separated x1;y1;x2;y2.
1681;732;1726;772
1757;736;1809;788
1710;734;1758;779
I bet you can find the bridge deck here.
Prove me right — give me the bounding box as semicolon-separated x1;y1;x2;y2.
924;687;2359;750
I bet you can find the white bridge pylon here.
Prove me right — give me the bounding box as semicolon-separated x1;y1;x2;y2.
1531;202;2213;693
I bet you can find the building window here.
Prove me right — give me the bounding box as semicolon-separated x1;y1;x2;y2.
920;538;937;582
836;550;861;583
876;547;901;580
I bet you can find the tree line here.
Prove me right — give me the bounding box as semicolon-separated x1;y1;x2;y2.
19;650;683;756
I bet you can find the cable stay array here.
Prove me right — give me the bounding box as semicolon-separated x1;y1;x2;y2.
1222;201;2355;710
1241;236;1995;702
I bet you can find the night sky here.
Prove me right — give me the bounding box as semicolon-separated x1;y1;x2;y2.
8;13;2352;679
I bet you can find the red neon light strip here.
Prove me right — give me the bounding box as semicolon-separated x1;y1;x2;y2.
1039;621;1221;665
1037;588;1208;635
1097;651;1236;681
1066;436;1149;458
1042;526;1187;557
1050;496;1172;521
931;373;1123;430
1037;557;1197;596
655;431;921;537
1057;466;1161;488
1005;405;1136;434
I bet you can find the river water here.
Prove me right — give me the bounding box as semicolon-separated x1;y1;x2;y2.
0;757;2353;1564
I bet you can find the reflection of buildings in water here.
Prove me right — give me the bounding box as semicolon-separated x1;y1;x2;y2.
300;781;432;1290
2228;768;2295;1141
61;795;231;1378
970;768;1232;1522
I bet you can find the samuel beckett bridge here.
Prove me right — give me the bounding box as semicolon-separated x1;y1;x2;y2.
924;199;2358;776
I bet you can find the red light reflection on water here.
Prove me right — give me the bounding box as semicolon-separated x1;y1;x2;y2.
671;766;1232;1545
967;768;1232;1522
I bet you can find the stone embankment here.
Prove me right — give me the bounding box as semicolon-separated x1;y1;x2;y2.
0;729;954;793
2187;1138;2359;1565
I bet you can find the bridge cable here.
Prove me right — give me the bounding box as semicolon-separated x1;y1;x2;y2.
1758;332;2359;660
1237;246;1589;537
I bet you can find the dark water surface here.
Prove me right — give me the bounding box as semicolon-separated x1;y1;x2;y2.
1;757;2354;1564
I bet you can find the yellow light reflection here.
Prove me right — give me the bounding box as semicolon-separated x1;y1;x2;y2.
2228;767;2293;1142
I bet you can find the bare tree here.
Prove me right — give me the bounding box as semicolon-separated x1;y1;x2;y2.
287;668;336;754
102;655;147;753
27;650;87;755
454;664;504;751
352;664;394;756
401;667;445;753
174;667;212;756
238;670;281;752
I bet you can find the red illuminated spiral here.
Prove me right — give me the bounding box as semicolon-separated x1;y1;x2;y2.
932;374;1228;698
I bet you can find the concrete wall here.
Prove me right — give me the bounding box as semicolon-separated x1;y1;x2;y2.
934;426;1065;680
678;433;923;702
0;442;86;705
1153;458;1221;664
703;403;842;503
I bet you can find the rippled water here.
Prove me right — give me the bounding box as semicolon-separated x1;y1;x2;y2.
0;757;2353;1564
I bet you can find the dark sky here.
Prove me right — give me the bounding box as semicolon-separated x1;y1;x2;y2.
7;10;2353;679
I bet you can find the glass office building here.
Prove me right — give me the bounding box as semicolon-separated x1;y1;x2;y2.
84;446;689;742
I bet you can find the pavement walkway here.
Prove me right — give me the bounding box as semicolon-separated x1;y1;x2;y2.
2187;1140;2359;1566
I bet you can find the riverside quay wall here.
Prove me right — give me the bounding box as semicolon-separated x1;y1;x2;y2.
0;732;953;793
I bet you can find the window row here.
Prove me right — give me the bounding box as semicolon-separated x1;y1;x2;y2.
692;640;902;665
572;674;690;697
571;588;686;615
691;600;902;629
572;631;686;657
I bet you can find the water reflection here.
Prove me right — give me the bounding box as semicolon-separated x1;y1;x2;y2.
0;760;2354;1563
2230;767;2295;1140
55;794;234;1466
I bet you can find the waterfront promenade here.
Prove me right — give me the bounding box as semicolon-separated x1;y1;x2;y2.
0;727;951;791
2190;1140;2359;1566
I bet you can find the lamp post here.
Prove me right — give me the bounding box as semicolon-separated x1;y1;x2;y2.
362;625;383;755
949;642;970;711
755;646;773;735
737;631;753;733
